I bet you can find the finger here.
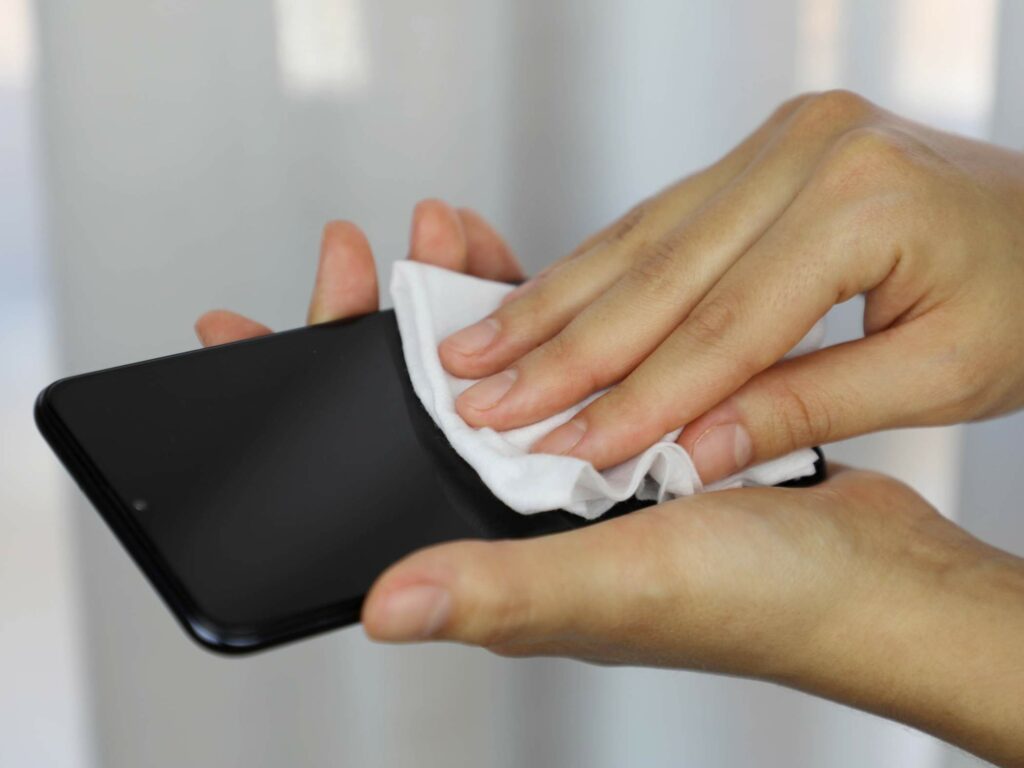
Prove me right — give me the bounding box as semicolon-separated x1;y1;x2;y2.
194;309;271;347
361;485;841;671
498;199;651;306
439;93;820;381
532;123;904;469
455;93;877;431
440;234;639;381
307;220;379;325
457;207;526;282
503;92;826;308
677;317;962;482
408;198;468;273
361;506;674;654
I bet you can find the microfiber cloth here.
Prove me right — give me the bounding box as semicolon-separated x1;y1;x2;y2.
391;260;824;519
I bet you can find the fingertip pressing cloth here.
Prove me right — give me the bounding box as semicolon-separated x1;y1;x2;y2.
391;260;822;519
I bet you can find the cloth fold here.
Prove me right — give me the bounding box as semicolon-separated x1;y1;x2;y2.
391;260;822;519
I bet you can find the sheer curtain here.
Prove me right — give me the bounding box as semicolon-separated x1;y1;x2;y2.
11;0;1016;765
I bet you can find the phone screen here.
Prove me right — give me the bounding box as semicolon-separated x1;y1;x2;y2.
38;311;610;652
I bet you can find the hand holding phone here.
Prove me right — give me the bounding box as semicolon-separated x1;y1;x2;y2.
38;205;582;653
37;204;823;657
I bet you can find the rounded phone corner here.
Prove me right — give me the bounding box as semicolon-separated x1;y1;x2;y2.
34;378;63;425
180;597;366;657
35;375;85;442
181;613;270;657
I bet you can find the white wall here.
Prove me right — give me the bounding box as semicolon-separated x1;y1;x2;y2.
4;0;1014;765
0;1;90;765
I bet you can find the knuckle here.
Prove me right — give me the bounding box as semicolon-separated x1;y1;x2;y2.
787;89;874;138
471;603;526;648
768;377;834;449
810;89;874;126
623;233;690;304
818;126;915;195
588;379;658;437
497;280;559;331
531;330;603;395
632;237;680;280
837;125;903;162
463;552;536;647
607;200;649;243
681;294;740;350
570;200;651;259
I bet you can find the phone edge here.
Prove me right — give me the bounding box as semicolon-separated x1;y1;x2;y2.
34;378;365;655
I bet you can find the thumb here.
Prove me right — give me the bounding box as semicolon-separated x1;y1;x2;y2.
361;515;659;652
678;323;954;483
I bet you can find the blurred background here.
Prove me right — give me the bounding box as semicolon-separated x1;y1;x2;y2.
2;0;1022;766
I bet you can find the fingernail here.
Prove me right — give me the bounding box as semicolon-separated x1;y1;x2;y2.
442;318;501;356
533;419;587;455
373;585;452;641
458;369;517;411
691;424;752;484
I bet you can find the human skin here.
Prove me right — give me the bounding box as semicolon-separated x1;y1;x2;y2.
436;90;1024;487
196;200;1023;765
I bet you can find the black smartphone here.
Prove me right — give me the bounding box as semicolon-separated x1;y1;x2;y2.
36;309;826;655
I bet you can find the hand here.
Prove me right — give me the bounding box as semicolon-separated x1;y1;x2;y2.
194;199;524;345
196;199;1024;764
363;465;1024;766
437;90;1024;484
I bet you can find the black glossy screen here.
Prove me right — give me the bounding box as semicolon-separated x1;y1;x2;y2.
43;311;609;650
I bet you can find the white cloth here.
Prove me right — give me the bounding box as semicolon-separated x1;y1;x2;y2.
391;260;823;519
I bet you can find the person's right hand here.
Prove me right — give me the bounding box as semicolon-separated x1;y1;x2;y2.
436;90;1024;484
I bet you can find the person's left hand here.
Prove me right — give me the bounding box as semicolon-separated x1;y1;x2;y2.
195;200;523;346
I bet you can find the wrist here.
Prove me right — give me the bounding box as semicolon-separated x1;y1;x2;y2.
779;523;1024;764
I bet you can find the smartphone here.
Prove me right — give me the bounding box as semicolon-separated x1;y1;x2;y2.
36;310;825;655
